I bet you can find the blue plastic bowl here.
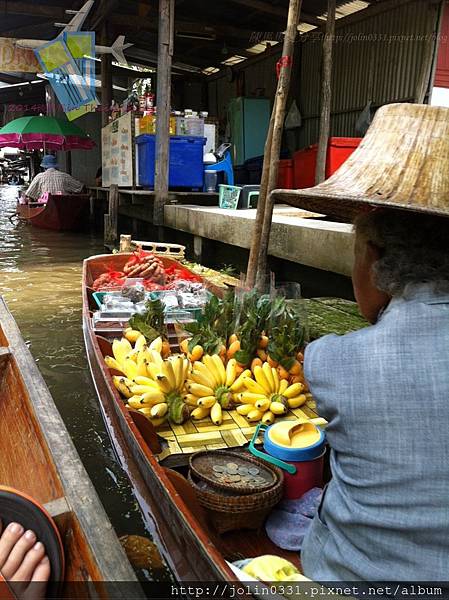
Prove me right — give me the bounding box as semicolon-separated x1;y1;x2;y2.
263;424;326;462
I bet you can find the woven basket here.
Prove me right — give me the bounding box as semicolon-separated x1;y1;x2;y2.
189;450;277;495
188;461;284;534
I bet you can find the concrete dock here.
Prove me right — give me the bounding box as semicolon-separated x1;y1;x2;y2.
90;187;355;296
164;205;354;277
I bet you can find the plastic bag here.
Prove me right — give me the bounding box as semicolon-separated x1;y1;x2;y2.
285;100;302;130
121;279;146;303
355;101;372;136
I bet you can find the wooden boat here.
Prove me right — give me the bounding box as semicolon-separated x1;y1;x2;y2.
83;253;303;582
0;297;143;597
17;194;90;231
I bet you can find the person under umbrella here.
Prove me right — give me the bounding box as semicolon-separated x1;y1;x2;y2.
24;155;84;201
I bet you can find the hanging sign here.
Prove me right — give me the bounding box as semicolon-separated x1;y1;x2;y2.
64;32;98;120
64;32;96;98
34;37;97;121
0;38;40;73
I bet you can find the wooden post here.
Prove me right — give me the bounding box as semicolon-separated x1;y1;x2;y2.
245;106;275;288
153;0;175;228
415;1;441;104
193;235;203;264
101;25;113;128
315;0;336;184
66;151;72;175
45;84;56;117
104;184;119;247
246;0;303;289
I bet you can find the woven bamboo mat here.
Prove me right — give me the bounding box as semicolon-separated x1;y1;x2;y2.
157;397;319;463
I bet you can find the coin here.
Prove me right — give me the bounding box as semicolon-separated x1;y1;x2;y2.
249;467;260;475
226;467;238;475
228;474;240;482
238;466;249;475
213;465;225;473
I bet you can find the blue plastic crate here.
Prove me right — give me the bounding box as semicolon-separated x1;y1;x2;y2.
93;291;107;308
136;134;206;189
93;291;123;308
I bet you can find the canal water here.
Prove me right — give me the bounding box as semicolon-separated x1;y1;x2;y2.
0;185;171;581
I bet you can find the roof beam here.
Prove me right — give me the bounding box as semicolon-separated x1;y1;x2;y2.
224;0;323;26
110;14;256;42
0;20;50;37
126;46;204;73
300;13;325;26
90;0;119;31
0;1;66;20
0;73;24;84
226;0;286;18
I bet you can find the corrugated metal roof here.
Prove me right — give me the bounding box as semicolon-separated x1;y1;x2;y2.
297;0;440;147
247;41;281;55
335;0;370;19
203;0;377;72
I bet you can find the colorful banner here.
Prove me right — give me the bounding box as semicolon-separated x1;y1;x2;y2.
34;37;97;121
64;32;96;98
0;38;40;73
64;32;98;120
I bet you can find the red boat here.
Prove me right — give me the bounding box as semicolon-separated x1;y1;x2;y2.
17;193;90;231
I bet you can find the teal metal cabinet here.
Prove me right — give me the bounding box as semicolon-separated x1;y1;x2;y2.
228;97;271;166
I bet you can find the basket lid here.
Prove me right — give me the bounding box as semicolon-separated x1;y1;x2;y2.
189;450;279;495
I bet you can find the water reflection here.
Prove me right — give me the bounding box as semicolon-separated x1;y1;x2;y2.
0;185;171;581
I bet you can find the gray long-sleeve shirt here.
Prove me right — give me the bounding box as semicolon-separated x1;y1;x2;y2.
301;283;449;581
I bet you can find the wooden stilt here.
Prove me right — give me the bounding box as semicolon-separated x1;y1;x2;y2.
66;151;72;176
104;184;119;247
153;0;175;228
246;0;303;289
245;106;275;289
315;0;336;185
101;25;113;128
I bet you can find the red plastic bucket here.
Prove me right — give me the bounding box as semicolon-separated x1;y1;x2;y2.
282;450;325;500
249;423;326;500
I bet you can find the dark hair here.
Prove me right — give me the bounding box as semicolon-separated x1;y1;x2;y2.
354;209;449;296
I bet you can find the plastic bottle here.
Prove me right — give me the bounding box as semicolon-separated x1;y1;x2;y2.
145;85;155;112
139;87;146;112
204;170;218;192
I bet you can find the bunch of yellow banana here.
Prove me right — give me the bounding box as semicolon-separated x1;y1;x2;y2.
105;334;165;380
106;334;190;426
235;363;307;424
185;356;251;426
114;354;190;426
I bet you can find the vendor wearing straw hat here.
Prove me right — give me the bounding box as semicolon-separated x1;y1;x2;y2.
25;155;84;201
273;103;449;581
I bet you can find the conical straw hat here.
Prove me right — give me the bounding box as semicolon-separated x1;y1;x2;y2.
272;103;449;221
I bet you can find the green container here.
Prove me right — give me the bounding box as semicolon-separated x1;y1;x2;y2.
219;184;242;209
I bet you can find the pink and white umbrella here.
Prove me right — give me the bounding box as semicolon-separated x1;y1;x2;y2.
0;116;96;151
